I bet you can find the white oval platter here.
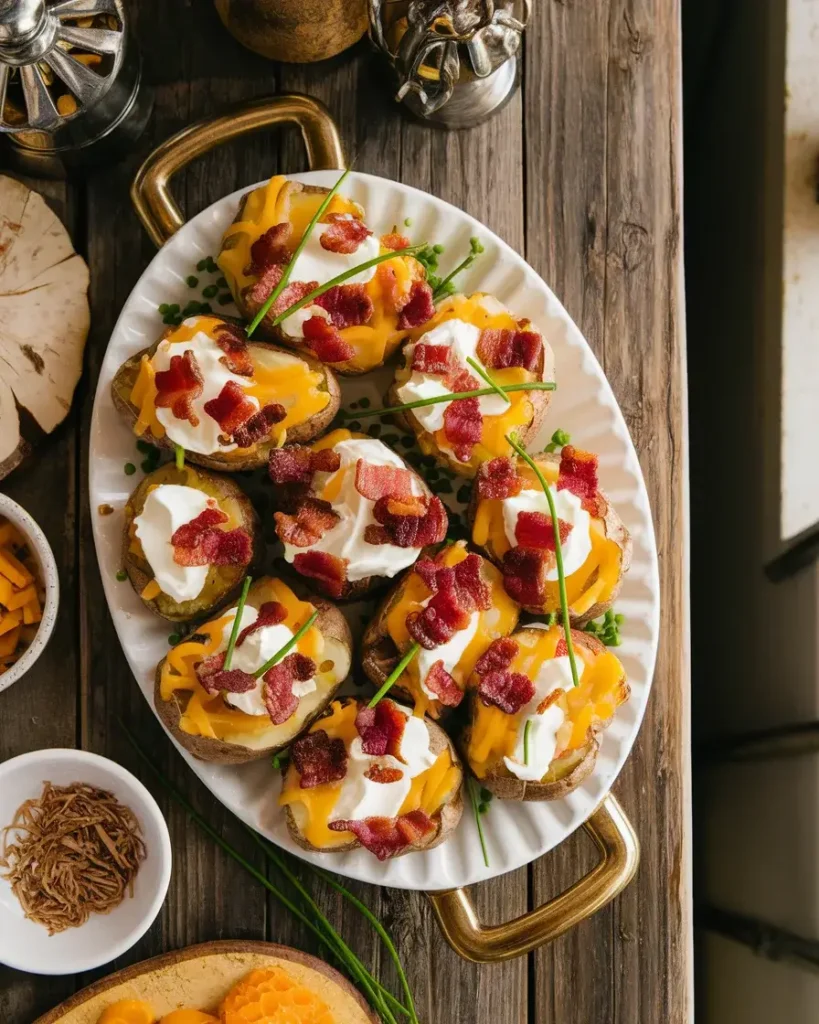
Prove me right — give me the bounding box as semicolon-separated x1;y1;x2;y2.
89;169;660;891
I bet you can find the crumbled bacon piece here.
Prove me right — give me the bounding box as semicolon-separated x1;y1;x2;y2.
475;637;519;675
555;638;568;657
291;729;348;789
501;547;551;606
275;498;339;548
233;403;286;448
154;350;203;426
272;280;320;322
478;670;535;714
364;765;404;784
320;216;372;254
314;284;374;329
476;457;522;500
263;653;316;725
236;601;288;647
243;264;283;315
302;316;356;363
214;323;253;376
515;512;573;551
364;494;448;548
407;553;490;649
442;369;482;462
328;810;435;860
249;222;292;274
424;661;464;707
268;445;341;484
171;507;253;567
194;652;257;696
411;342;453;375
381;232;411;251
203;380;257;436
537;689;564;714
355;700;406;759
477;328;543;371
397;808;436;845
397;280;435;330
292;551;348;598
557;446;603;516
354;460;413;501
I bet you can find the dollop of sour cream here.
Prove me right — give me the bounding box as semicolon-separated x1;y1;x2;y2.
133;485;212;603
502;486;592;580
503;655;574;782
281;438;426;582
331;708;437;822
417;607;480;700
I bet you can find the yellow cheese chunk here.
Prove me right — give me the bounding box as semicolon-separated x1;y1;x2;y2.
96;1000;156;1024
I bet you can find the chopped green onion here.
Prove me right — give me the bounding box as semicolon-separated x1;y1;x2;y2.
168;633;181;646
404;217;413;227
218;292;233;305
186;275;198;288
523;719;532;765
271;749;289;771
222;576;252;671
468;778;490;867
545;428;571;454
202;284;218;299
368;643;420;708
124;462;136;475
115;569;127;582
174;443;185;470
466;356;510;404
349;381;556;420
254;610;319;678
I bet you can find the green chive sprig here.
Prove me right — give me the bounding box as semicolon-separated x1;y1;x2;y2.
368;643;420;708
344;381;556;422
523;718;532;765
468;778;490;868
544;428;571;454
254;609;319;679
466;355;510;405
174;443;185;470
222;576;252;671
432;236;485;301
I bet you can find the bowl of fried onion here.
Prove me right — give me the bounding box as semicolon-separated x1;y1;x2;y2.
0;748;171;974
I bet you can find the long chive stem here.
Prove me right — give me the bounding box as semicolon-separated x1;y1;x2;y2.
347;382;556;421
174;443;185;470
523;719;532;765
369;643;420;708
432;247;481;302
506;435;580;688
223;575;252;671
466;356;510;405
247;168;351;337
468;779;490;868
254;609;318;678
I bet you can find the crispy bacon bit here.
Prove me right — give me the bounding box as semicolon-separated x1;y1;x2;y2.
154;350;203;426
407;553;490;649
302;315;356;363
171;507;253;567
195;652;257;695
364;765;404;784
263;653;316;725
476;457;522;500
291;729;348;789
203;380;256;436
234;403;286;448
475;636;519;675
364;494;448;548
275;498;339;548
320;216;372;254
354;460;413;501
249;222;292;274
411;342;453;375
243;264;283;315
397;809;436;844
424;661;463;708
397;280;436;330
381;232;411;251
557;445;604;516
268;445;341;485
442;369;483;462
214;323;254;376
477;328;543;371
292;550;348;598
272;279;321;321
236;601;288;647
537;689;564;714
555;638;568;657
478;670;535;714
314;284;374;329
328;810;435;860
501;547;551;606
355;700;406;759
515;512;573;551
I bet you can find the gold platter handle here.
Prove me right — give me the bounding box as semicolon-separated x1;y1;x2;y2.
428;794;639;963
131;95;345;248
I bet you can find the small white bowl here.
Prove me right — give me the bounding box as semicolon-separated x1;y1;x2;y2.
0;748;172;975
0;493;59;695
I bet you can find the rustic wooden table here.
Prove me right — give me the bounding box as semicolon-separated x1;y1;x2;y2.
0;2;690;1021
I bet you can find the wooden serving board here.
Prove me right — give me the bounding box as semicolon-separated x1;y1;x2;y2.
33;940;377;1024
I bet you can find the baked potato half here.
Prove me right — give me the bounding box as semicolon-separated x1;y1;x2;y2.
123;462;259;623
361;540;520;719
216;175;433;375
387;292;556;478
269;429;448;601
279;697;464;860
462;626;629;801
469;446;631;626
111;314;340;471
154;576;352;764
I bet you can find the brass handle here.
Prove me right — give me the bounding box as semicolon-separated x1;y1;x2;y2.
130;94;345;248
427;794;639;963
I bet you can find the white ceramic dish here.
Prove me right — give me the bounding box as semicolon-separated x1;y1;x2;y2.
0;748;172;975
0;494;59;695
88;170;660;891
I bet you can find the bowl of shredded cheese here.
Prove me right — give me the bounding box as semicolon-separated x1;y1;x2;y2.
0;494;59;693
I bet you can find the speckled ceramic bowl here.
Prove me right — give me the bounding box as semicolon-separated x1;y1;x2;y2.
0;494;59;695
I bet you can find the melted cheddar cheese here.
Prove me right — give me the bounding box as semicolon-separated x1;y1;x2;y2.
217;174;423;372
472;460;623;615
384;540;519;718
279;700;461;849
467;627;628;779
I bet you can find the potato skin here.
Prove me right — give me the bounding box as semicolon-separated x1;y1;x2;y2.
123;463;260;624
154;578;352;765
282;702;464;857
467;452;632;626
110;323;341;471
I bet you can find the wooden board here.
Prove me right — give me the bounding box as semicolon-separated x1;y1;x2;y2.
0;1;690;1022
32;941;375;1024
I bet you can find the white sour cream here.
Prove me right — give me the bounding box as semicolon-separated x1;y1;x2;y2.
502;486;592;580
331;709;437;822
281;438;427;582
133;484;212;603
503;655;574;782
417;609;480;700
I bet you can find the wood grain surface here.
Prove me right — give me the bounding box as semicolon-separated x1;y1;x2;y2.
0;1;689;1022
